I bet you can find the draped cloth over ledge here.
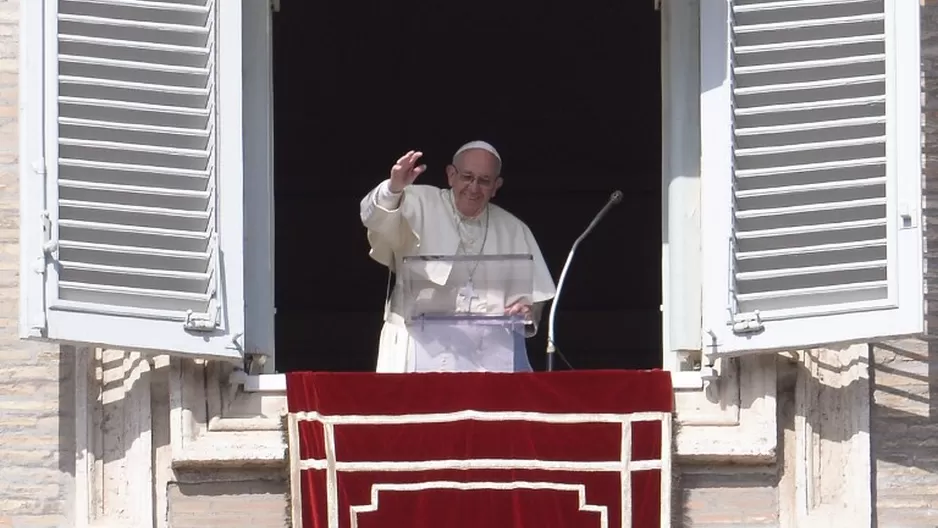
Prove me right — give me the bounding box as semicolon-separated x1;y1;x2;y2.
286;370;674;528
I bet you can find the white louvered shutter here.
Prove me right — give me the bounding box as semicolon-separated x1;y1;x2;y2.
700;0;923;355
23;0;247;359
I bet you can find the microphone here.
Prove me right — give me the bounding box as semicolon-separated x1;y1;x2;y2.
546;190;623;372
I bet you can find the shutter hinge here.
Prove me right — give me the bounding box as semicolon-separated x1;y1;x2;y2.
185;233;220;331
40;211;57;254
32;158;45;175
184;297;220;331
270;0;280;12
730;310;764;335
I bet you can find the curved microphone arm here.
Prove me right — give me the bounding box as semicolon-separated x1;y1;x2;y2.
546;190;623;371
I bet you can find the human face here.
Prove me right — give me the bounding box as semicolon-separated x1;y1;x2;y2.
446;149;503;217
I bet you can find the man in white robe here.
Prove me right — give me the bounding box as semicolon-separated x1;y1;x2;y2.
360;141;557;373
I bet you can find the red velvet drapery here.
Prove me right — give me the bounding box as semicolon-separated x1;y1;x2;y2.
286;370;673;527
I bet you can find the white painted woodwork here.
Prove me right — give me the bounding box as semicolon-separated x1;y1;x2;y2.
701;0;923;355
21;0;248;359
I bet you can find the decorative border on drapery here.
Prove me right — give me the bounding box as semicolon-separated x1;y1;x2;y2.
288;410;672;528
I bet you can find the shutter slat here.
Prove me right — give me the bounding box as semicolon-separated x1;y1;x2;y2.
59;117;210;138
58;219;210;240
736;259;886;281
59;281;211;301
736;157;886;178
59;179;210;198
736;115;885;136
735;197;885;219
734;95;885;116
736;238;887;260
735;176;885;198
58;14;211;33
58;34;210;55
735;136;885;156
59;96;211;116
59;199;211;219
735;53;885;74
62;0;211;14
58;240;211;261
60;75;210;96
736;280;887;302
733;0;878;13
58;55;209;75
735;34;883;54
736;218;885;240
59;138;209;157
735;74;884;96
733;13;884;33
60;261;212;281
59;159;210;178
50;300;197;321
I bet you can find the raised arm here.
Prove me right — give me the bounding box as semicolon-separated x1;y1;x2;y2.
359;151;427;264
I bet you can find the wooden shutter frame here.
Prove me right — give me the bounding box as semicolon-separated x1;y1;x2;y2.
18;0;248;360
700;0;923;357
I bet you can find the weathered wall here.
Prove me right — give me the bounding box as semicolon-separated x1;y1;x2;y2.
677;467;779;527
867;3;938;526
0;1;76;526
871;340;938;526
168;474;289;527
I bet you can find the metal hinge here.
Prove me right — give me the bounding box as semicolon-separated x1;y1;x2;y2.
271;0;280;12
40;211;57;254
184;297;220;331
730;310;764;335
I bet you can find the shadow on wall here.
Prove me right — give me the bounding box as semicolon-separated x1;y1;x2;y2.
867;10;938;522
869;340;938;508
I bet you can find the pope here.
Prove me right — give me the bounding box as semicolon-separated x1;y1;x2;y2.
360;141;556;372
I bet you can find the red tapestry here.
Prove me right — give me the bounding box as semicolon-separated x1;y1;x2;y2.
286;370;673;528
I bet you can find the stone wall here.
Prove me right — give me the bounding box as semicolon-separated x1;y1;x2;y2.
867;3;938;527
0;1;75;526
168;475;289;528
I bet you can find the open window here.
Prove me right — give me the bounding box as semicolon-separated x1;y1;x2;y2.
19;0;259;360
269;0;664;373
699;0;923;356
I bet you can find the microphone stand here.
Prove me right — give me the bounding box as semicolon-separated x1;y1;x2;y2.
546;190;623;372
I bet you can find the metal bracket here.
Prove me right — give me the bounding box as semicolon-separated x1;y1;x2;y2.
731;310;764;336
184;298;220;331
243;352;268;376
40;211;57;254
899;202;917;229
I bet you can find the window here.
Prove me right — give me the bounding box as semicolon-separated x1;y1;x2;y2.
20;0;924;377
699;0;923;356
19;0;269;360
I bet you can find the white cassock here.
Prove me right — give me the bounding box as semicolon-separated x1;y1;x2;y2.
360;179;557;373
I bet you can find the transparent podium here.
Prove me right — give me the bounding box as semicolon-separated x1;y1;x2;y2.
400;254;535;372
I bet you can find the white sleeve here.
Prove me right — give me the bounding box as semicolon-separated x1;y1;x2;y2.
375;179;403;210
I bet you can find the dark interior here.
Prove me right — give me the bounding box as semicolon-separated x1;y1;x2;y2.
271;0;662;373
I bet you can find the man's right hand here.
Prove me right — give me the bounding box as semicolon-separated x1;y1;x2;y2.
389;150;427;193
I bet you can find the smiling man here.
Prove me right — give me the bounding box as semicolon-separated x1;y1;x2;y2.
360;140;556;373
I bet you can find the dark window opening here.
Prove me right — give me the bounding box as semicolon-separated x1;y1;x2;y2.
272;1;662;372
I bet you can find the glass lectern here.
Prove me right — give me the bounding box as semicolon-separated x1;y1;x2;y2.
400;254;535;372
